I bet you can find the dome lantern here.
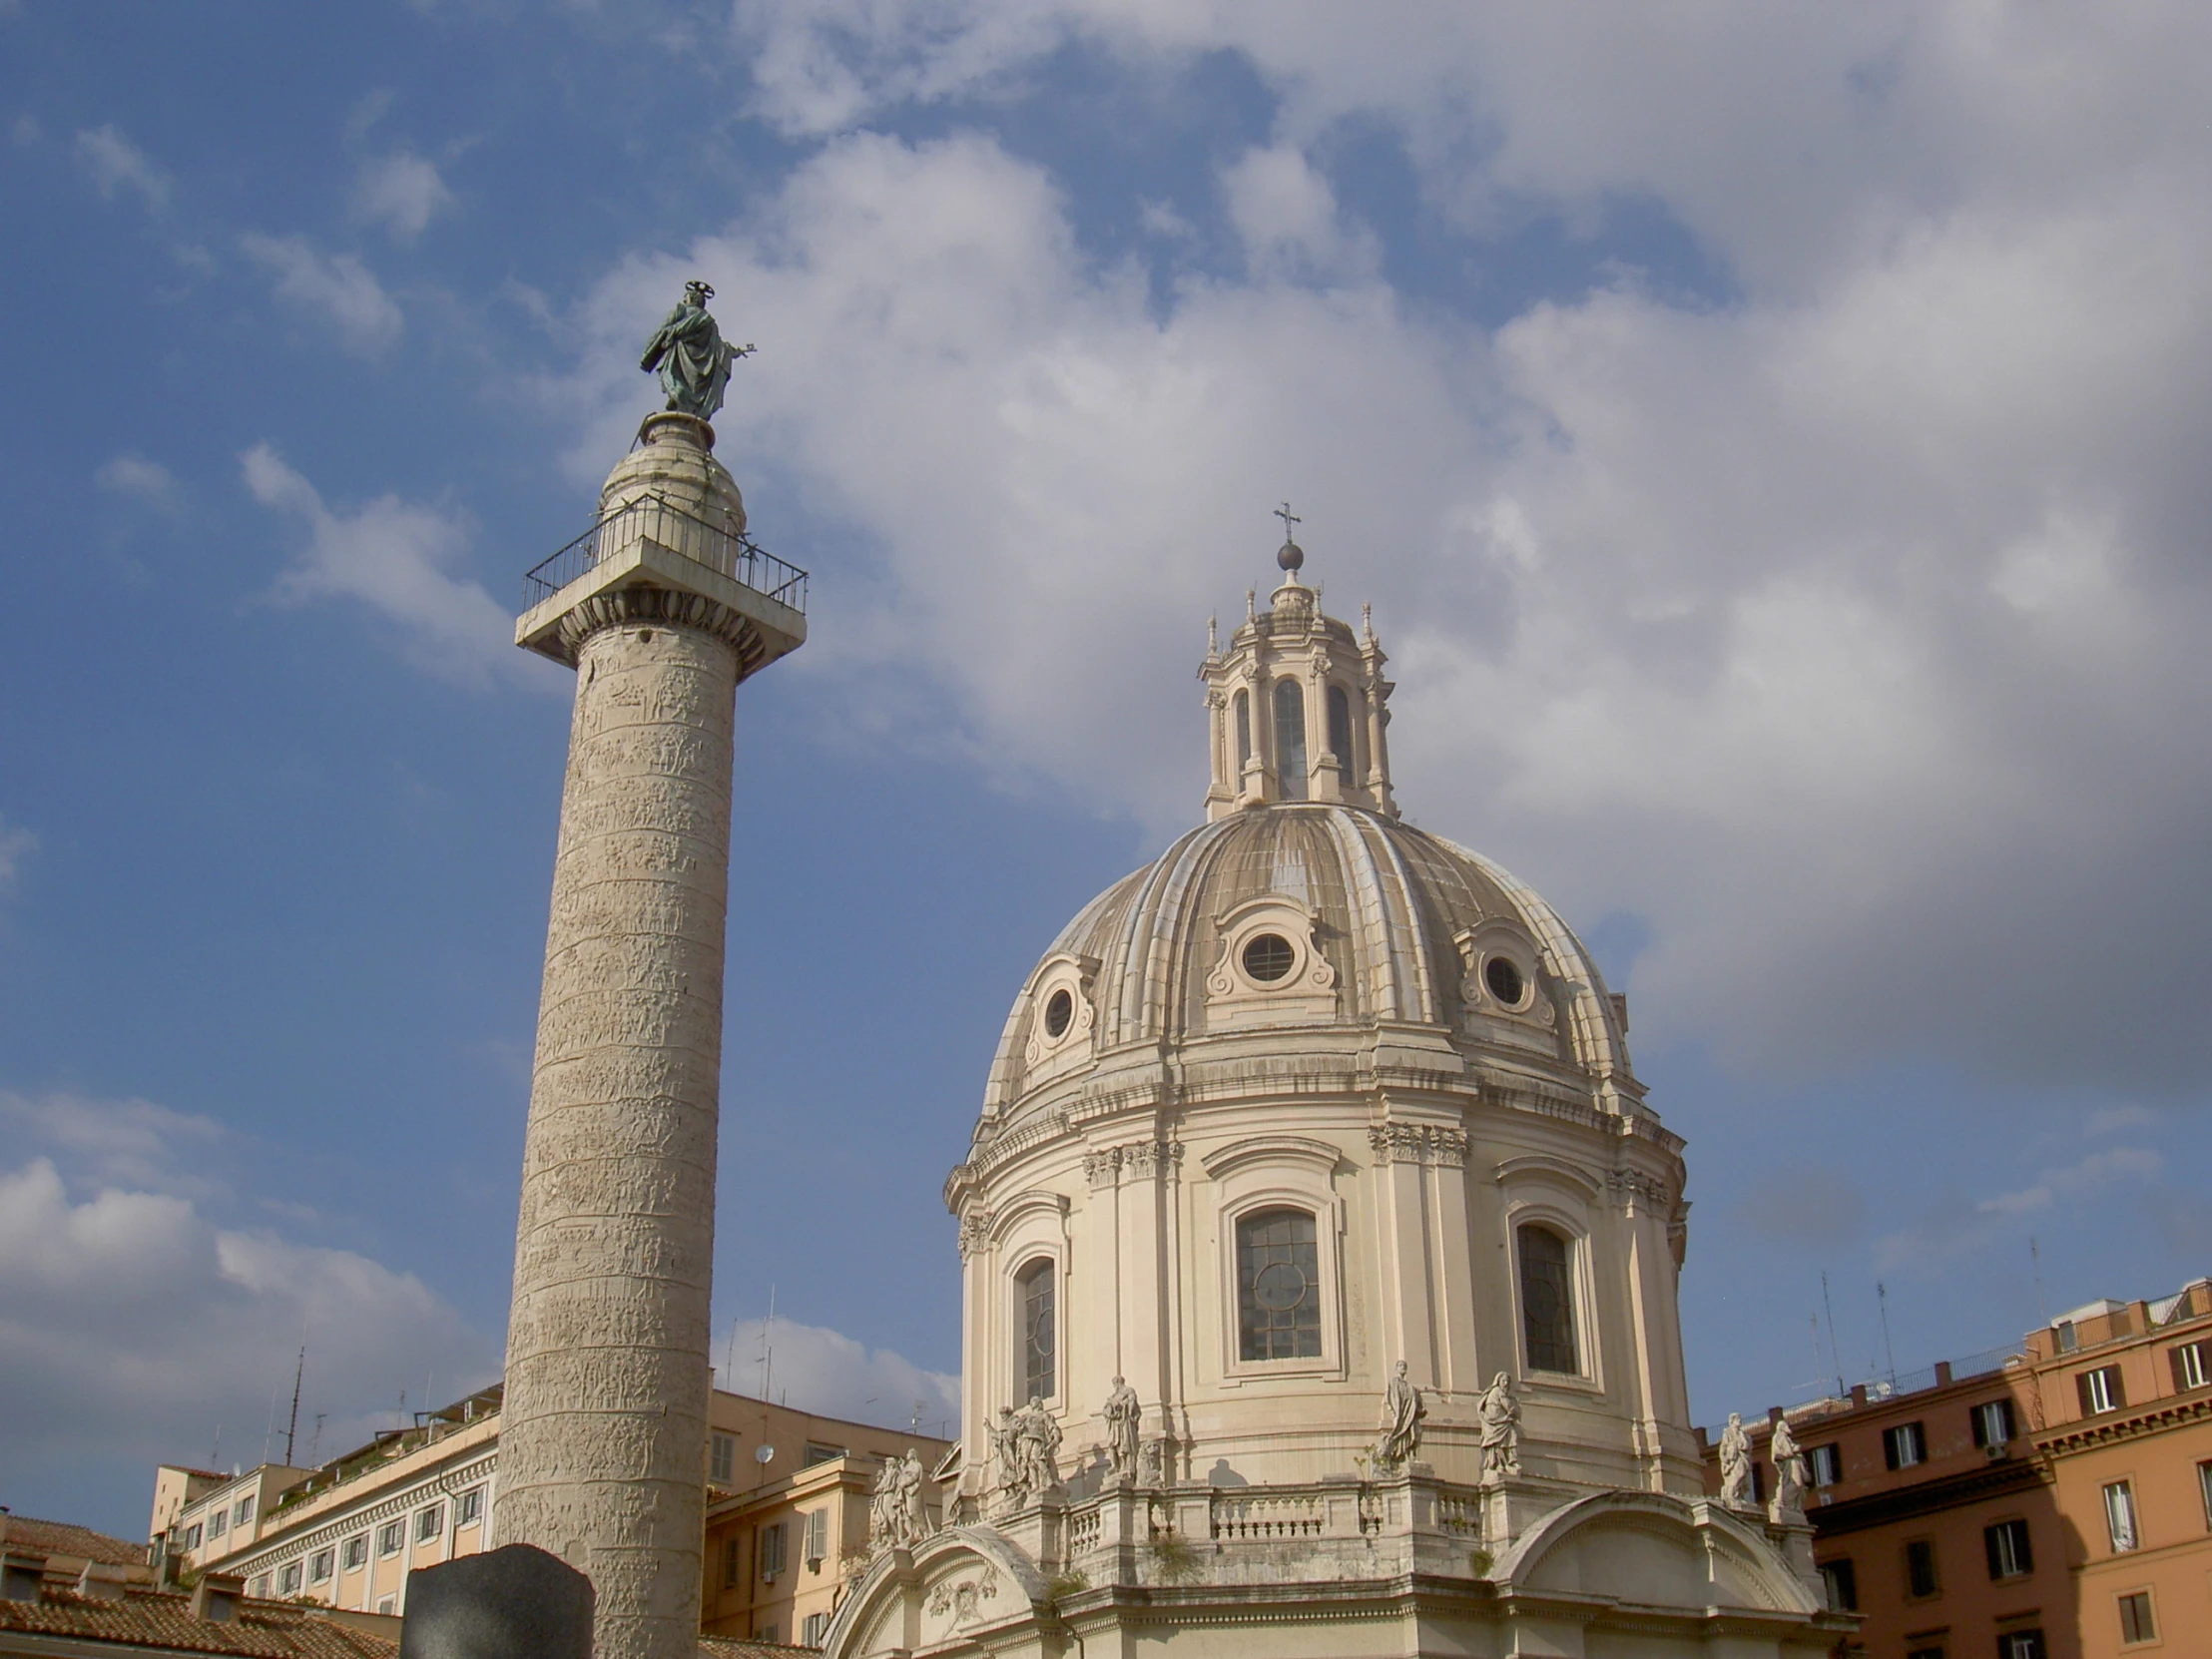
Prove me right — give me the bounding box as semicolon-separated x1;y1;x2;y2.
1202;509;1396;821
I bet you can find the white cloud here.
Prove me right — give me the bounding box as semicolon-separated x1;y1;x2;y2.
1876;1147;2164;1269
243;444;534;688
553;8;2212;1106
0;815;33;890
96;452;182;514
354;152;455;240
0;1121;496;1481
241;234;403;353
0;1092;223;1197
74;124;168;209
1219;144;1377;284
715;1315;957;1437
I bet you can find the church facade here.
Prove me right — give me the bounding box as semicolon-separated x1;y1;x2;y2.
825;546;1846;1657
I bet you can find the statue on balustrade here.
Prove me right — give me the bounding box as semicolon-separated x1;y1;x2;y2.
1373;1360;1426;1467
1477;1373;1521;1477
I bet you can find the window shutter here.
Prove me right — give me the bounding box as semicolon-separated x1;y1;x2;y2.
1971;1404;1987;1447
2107;1368;2126;1409
2076;1371;2094;1415
1884;1428;1900;1470
1984;1524;2003;1580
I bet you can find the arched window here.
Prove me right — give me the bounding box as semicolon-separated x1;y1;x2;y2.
1273;680;1309;801
1016;1258;1056;1400
1326;684;1354;768
1237;1208;1322;1360
1517;1224;1578;1374
1234;688;1252;771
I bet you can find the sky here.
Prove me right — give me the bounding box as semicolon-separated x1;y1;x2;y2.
5;1;2212;1542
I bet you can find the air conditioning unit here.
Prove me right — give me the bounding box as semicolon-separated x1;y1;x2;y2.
1985;1443;2009;1461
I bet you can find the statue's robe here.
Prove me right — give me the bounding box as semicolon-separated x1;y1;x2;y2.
641;300;735;419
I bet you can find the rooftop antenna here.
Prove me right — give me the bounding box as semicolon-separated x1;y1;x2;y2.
757;1285;777;1403
1877;1282;1898;1385
1810;1315;1825;1397
725;1314;743;1390
2030;1235;2048;1325
263;1382;281;1465
211;1424;222;1468
308;1414;326;1466
283;1344;306;1464
1820;1272;1846;1396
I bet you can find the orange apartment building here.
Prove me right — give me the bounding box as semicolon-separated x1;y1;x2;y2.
1708;1276;2212;1659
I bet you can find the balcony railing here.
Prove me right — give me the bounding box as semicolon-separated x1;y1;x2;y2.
523;492;809;616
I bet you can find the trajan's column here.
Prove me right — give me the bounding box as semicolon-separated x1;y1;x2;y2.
500;283;804;1659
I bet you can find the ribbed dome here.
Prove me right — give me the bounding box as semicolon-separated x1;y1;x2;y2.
980;802;1636;1119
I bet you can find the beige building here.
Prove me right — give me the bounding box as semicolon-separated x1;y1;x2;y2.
826;546;1847;1659
155;1383;930;1634
702;1432;953;1648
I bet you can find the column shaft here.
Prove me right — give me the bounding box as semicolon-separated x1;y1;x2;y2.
499;617;738;1659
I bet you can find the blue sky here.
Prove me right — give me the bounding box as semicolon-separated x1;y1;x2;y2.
6;2;2212;1540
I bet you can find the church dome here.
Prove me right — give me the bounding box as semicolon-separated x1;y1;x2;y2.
979;803;1637;1125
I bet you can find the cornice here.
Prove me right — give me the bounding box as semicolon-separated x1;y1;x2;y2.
2032;1385;2212;1456
554;585;778;679
1805;1456;2047;1538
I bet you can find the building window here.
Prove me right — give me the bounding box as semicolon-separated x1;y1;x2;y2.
1233;690;1251;772
802;1443;844;1467
2170;1339;2209;1391
1999;1634;2045;1659
802;1508;828;1569
1517;1224;1579;1374
754;1627;779;1646
1971;1398;2015;1448
721;1534;741;1590
378;1521;404;1557
2103;1480;2139;1552
182;1524;203;1552
710;1432;736;1485
803;1611;830;1646
277;1562;302;1597
376;1597;395;1616
1236;1208;1323;1362
1018;1257;1057;1399
2079;1365;2125;1415
208;1507;229;1539
758;1522;786;1583
249;1576;269;1598
1326;684;1354;768
341;1535;367;1571
308;1549;333;1584
235;1496;255;1528
1883;1421;1927;1469
2198;1459;2212;1530
415;1505;442;1544
1273;679;1308;800
1807;1442;1843;1486
1906;1649;1943;1659
1905;1537;1939;1598
2117;1589;2157;1644
1985;1517;2033;1579
455;1487;482;1528
1818;1557;1857;1612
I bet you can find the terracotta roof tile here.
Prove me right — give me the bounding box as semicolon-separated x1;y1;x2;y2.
0;1587;396;1659
1;1517;148;1568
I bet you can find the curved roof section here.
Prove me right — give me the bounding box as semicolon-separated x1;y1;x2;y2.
980;803;1634;1117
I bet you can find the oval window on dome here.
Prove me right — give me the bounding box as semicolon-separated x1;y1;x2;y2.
1242;932;1296;983
1484;955;1526;1007
1042;987;1073;1039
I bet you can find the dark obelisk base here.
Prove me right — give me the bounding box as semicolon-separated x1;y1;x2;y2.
399;1545;594;1659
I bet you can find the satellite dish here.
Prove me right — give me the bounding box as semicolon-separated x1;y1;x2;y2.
754;1443;776;1465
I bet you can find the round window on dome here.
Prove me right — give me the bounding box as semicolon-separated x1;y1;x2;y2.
1242;932;1296;983
1484;955;1526;1007
1043;987;1073;1039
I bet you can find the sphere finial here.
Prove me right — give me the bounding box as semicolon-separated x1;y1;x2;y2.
1273;501;1305;577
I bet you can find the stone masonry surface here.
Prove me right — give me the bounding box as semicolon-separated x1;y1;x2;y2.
497;611;738;1659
